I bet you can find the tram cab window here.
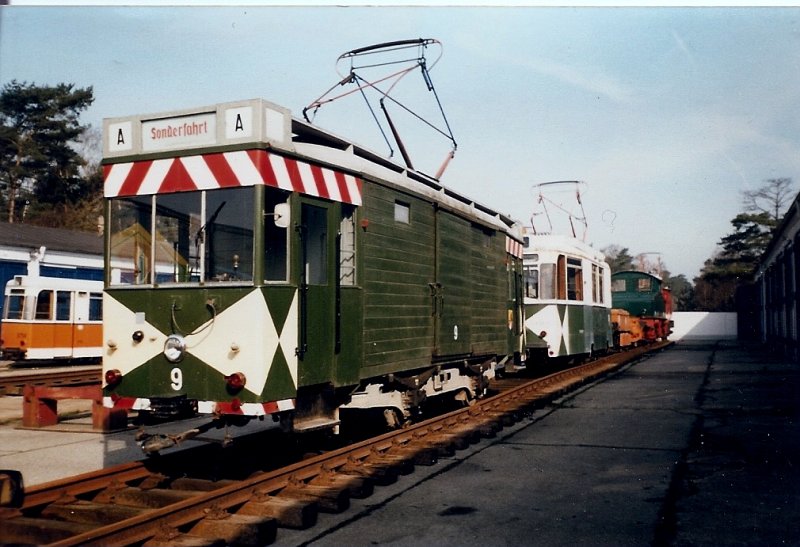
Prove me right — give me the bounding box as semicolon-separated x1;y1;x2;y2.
109;195;153;285
35;290;53;320
3;289;25;320
154;192;200;283
109;188;255;285
611;279;626;292
539;263;556;300
264;191;289;282
203;188;254;283
637;278;652;292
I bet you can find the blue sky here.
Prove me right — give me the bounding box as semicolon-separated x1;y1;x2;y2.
3;4;800;278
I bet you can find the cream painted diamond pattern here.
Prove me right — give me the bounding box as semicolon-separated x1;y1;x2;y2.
188;289;295;396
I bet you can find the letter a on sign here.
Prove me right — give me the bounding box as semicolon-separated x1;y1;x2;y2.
225;106;253;140
107;120;133;154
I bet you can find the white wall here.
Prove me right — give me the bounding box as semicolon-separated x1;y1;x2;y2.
671;312;738;340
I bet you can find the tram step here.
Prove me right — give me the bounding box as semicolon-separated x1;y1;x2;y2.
293;417;341;433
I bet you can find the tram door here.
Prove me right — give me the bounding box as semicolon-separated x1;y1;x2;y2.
297;201;336;386
433;210;472;356
72;291;90;356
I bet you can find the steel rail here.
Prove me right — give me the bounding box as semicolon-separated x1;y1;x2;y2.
4;342;671;547
0;367;101;394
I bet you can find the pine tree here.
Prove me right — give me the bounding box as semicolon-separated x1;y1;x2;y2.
694;180;793;311
0;80;95;223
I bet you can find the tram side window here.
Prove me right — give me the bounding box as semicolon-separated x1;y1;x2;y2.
89;292;102;321
566;257;583;301
340;205;356;286
35;290;53;320
303;204;328;285
592;265;605;304
394;201;410;224
3;289;25;320
523;265;539;298
56;291;71;321
597;266;605;304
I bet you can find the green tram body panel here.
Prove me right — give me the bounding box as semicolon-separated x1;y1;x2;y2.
359;180;519;378
524;303;611;357
104;285;299;403
101;98;524;411
470;226;510;355
361;184;436;375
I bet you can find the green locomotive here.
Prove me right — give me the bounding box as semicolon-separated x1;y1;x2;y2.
101;98;525;442
610;270;673;342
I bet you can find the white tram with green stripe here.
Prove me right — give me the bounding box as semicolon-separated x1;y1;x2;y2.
101;98;525;448
521;233;612;363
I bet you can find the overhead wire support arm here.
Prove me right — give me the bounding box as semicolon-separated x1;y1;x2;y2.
301;38;457;177
530;181;590;241
381;97;412;169
360;77;395;159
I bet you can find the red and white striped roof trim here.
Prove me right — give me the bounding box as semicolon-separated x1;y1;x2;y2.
103;149;363;205
506;236;524;259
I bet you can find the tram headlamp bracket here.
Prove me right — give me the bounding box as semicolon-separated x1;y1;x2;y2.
164;334;187;363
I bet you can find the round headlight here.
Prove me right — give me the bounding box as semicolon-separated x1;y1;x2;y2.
164;334;187;363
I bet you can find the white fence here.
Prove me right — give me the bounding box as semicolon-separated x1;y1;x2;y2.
671;312;738;340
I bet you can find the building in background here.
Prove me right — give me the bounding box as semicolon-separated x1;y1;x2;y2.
0;224;103;321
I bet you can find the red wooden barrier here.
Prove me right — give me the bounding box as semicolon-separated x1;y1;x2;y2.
22;385;127;431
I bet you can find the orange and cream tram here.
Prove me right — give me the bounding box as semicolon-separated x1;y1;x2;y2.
0;275;103;362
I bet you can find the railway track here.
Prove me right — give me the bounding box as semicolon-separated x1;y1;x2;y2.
0;367;101;396
0;342;670;547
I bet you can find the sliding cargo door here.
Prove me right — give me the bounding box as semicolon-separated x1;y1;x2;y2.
434;210;472;357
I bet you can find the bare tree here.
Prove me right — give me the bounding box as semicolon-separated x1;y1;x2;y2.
742;177;795;222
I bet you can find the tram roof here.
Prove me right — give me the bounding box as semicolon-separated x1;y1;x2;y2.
524;233;608;264
0;223;103;257
102;98;522;240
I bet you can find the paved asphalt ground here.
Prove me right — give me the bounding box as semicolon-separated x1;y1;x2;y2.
0;340;797;546
276;340;799;547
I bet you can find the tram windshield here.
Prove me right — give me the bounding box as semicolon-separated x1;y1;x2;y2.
523;265;539;298
524;263;557;300
108;187;274;286
3;289;26;320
